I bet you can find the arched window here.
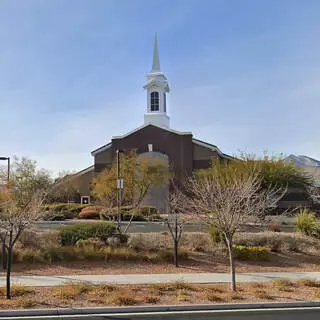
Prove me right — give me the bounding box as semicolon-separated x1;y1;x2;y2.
150;91;159;111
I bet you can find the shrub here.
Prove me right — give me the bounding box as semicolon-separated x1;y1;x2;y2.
128;233;170;252
272;278;294;287
206;293;224;302
16;298;38;308
296;208;320;238
254;289;274;300
15;248;45;264
75;238;105;249
59;222;115;246
154;249;188;263
79;206;103;219
233;232;318;254
181;232;210;252
145;296;160;304
233;245;269;261
111;293;139;306
52;284;89;300
43;203;89;219
39;231;62;249
0;285;34;297
18;230;42;249
43;210;66;221
208;225;225;245
268;223;281;232
297;279;320;288
101;206;159;222
43;246;79;263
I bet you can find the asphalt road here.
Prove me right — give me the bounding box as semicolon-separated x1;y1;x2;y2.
0;306;319;320
35;220;295;233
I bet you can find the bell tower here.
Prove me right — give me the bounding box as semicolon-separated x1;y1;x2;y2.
143;34;170;128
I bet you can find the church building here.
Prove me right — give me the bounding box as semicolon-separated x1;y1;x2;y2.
74;35;233;207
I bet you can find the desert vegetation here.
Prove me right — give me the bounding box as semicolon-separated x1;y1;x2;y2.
1;279;320;309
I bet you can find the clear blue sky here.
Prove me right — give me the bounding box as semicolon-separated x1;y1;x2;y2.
0;0;319;175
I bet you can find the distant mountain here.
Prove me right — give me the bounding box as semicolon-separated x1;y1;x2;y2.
284;154;320;168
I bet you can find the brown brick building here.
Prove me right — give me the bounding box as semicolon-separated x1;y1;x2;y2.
73;35;232;207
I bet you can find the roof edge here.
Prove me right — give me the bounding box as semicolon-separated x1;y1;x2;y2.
192;138;235;160
91;142;112;156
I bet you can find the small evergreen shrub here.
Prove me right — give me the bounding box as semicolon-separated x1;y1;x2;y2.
59;222;115;246
296;208;320;238
233;245;269;261
42;203;90;220
208;225;225;244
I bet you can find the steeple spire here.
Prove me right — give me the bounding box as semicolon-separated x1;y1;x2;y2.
144;34;170;129
151;33;160;72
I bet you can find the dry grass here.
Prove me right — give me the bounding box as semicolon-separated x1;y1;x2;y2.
111;293;139;306
254;290;274;300
205;292;224;302
314;288;320;299
230;293;245;300
51;283;90;300
0;285;35;298
297;279;320;288
250;282;266;289
144;295;160;304
0;279;319;309
272;278;295;287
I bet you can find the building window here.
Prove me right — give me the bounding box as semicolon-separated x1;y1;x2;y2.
163;93;166;112
151;91;159;111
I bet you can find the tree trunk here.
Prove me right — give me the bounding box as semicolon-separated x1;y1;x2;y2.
225;235;236;291
173;239;179;268
6;246;12;299
2;240;6;270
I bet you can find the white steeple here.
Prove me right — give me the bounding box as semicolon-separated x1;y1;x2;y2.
144;34;170;129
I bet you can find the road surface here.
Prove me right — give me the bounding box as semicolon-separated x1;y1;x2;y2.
35;220;294;233
0;305;319;320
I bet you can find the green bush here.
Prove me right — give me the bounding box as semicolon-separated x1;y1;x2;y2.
100;206;159;222
42;203;91;220
208;225;225;244
59;222;115;246
75;238;105;249
296;208;320;238
43;211;66;221
232;245;269;261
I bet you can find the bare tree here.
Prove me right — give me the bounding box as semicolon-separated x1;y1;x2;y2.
187;162;284;291
166;183;186;267
0;190;45;299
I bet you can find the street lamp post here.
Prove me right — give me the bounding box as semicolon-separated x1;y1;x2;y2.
116;150;124;233
0;156;10;270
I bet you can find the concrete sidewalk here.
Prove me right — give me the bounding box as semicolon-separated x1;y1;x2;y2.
1;272;320;287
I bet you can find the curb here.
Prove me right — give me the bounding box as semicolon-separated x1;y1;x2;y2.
0;301;320;318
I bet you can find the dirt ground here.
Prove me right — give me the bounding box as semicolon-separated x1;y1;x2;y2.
2;250;320;277
0;280;319;310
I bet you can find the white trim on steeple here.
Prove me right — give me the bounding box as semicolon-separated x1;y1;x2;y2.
144;34;170;129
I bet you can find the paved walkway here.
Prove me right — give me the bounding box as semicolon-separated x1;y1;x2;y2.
1;272;320;287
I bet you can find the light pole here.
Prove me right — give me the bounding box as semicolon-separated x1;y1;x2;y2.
0;156;10;270
116;150;124;233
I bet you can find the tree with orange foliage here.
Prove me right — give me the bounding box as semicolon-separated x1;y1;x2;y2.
92;151;170;233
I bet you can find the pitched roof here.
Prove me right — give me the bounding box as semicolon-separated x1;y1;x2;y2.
192;138;235;160
91;124;192;156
